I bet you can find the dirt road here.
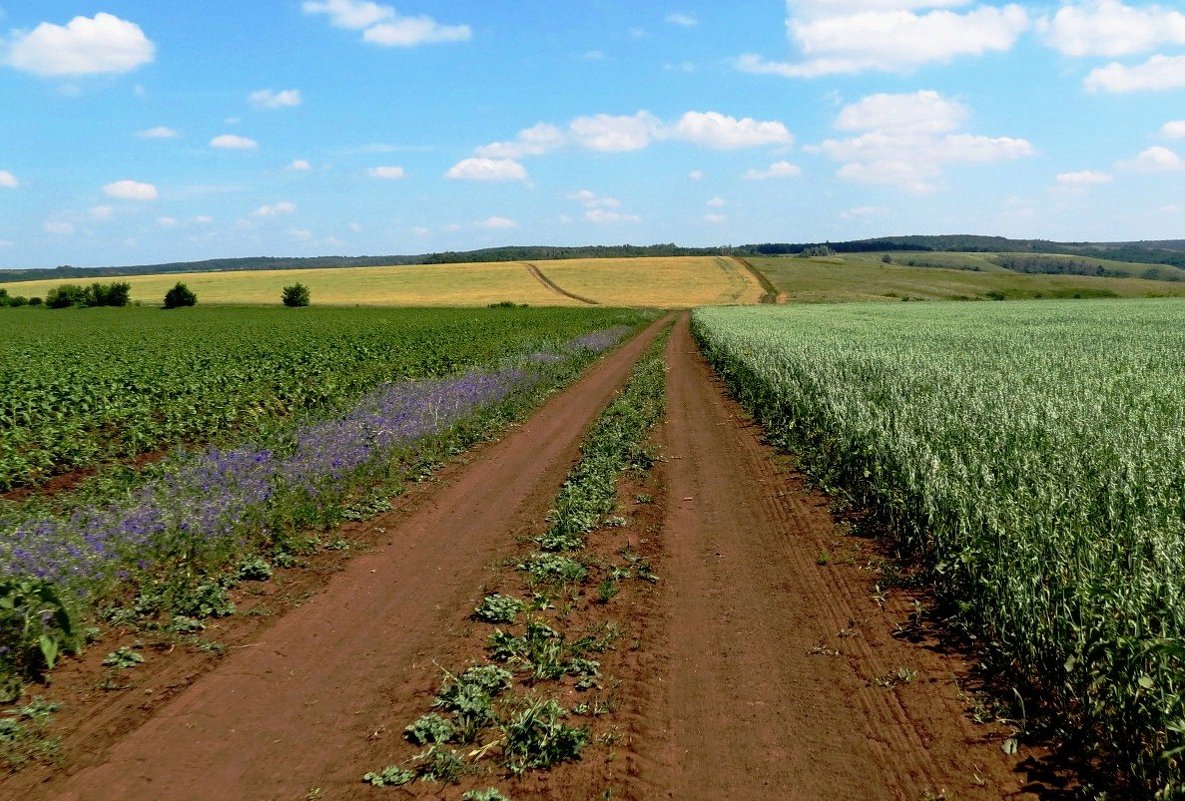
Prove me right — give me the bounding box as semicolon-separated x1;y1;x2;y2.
9;312;1037;801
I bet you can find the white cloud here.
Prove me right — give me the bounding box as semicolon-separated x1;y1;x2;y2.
704;213;727;224
570;112;661;152
45;221;74;235
585;208;640;224
835;90;967;134
0;240;13;248
103;179;157;200
476;123;566;159
368;165;406;179
742;1;1028;77
1039;0;1185;58
1162;121;1185;139
666;13;698;27
288;159;312;171
841;205;886;219
289;227;313;240
304;0;470;46
364;16;471;46
136;126;179;139
192;215;215;224
5;13;155;76
302;0;393;29
250;89;302;109
1085;54;1185;92
583;50;606;61
743;160;803;179
1056;170;1113;185
0;170;17;188
567;189;621;209
475;216;517;229
812;90;1033;191
157;215;179;227
666;111;793;149
211;134;258;149
253;201;297;217
445;158;528;181
1119;145;1185;172
89;205;115;220
706;197;727;208
689;170;705;181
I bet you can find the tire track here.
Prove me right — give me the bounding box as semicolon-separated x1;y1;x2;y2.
42;317;670;801
625;313;1034;801
524;262;600;305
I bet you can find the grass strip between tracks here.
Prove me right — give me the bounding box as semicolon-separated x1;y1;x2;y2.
364;325;670;796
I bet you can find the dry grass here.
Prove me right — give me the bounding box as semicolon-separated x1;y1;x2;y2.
0;256;764;308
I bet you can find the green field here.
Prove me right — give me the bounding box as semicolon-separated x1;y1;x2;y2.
693;300;1185;795
749;253;1185;302
0;305;643;492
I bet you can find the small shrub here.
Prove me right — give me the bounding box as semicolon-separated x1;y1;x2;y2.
362;765;414;787
500;698;588;775
281;283;310;307
517;553;587;585
412;745;467;783
236;557;273;582
163;282;197;309
462;790;510;801
102;647;144;669
0;578;82;694
27;297;42;306
473;594;524;624
404;712;455;745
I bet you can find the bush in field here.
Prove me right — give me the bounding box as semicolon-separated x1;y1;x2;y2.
45;284;90;309
281;283;310;307
89;281;130;307
163;282;197;309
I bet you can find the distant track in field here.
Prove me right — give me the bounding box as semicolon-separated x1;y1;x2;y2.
524;262;600;305
38;317;668;801
732;255;782;303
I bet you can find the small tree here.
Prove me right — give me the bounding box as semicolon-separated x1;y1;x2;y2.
45;283;91;309
281;283;310;307
163;282;197;309
90;281;131;307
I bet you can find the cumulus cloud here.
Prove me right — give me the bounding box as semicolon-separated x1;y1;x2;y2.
0;170;18;188
368;165;406;179
475;216;517;229
472;111;792;160
445;158;528;181
89;205;115;220
45;221;74;235
288;159;312;171
1085;54;1185;92
737;1;1028;77
5;13;155;76
1162;121;1185;139
743;161;803;179
666;111;793;149
704;213;727;224
1039;0;1185;58
567;189;621;209
303;0;471;46
689;170;705;181
211;134;258;149
250;89;302;109
811;90;1033;191
570;112;662;151
136;126;179;139
476;123;566;159
1119;145;1185;172
253;201;297;217
666;13;698;27
103;179;158;200
585;208;640;224
157;216;179;227
1056;170;1113;184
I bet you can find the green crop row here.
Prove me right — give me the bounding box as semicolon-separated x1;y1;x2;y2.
0;305;643;492
693;299;1185;798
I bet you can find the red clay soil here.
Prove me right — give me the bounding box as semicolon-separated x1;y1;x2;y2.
18;315;669;801
627;315;1037;800
6;312;1048;801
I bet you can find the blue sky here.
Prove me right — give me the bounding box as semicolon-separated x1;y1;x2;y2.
1;1;1185;268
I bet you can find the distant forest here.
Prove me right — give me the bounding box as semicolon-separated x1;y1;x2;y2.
4;236;1185;284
